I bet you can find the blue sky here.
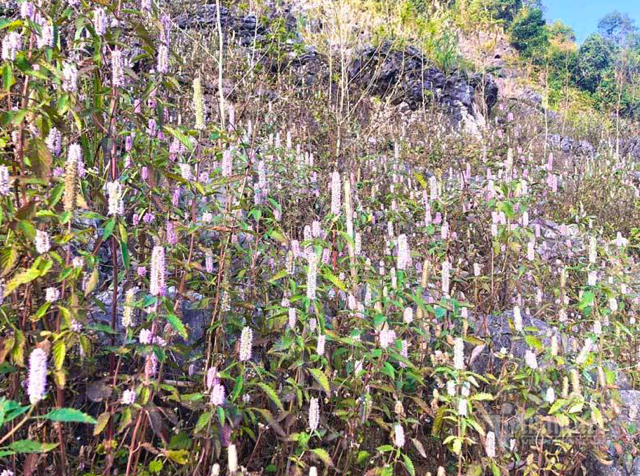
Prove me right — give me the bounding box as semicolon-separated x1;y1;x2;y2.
544;0;640;43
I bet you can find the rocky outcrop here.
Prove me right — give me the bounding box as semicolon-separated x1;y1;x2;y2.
468;310;570;375
174;5;497;130
620;138;640;160
347;42;498;126
175;4;270;47
548;134;595;156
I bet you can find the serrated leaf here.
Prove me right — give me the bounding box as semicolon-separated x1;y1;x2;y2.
308;368;330;394
41;408;97;424
4;267;41;297
84;267;98;296
269;230;287;244
195;411;212;433
592;405;604;429
257;382;284;411
524;335;543;350
118;407;132;434
163;126;194;152
52;340;65;371
268;269;288;284
402;454;416;476
548;399;566;415
1;247;18;277
11;330;25;366
166;313;188;340
93;412;110;436
102;218;116;240
432;406;445;436
452;438;462;455
164;449;189;465
2;63;15;91
568;402;584;414
251;407;286;437
9;440;58;453
310;448;334;467
356;450;370;465
323;270;347;292
28;137;52;184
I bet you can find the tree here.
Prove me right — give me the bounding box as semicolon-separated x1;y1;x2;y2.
489;0;523;23
598;11;638;47
509;7;549;58
575;33;617;93
548;20;576;44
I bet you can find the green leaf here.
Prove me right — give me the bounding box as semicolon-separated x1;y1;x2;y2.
257;382;284;411
323;270;347;292
402;454;416;476
356;450;371;465
578;291;595;310
149;459;163;473
9;440;58;453
84;267;99;296
381;362;395;380
4;267;42;297
310;448;334;467
2;63;14;91
308;368;330;394
524;335;543;350
268;269;288;284
93;412;110;436
1;247;19;277
231;375;244;401
120;240;130;269
163;126;194;152
470;393;494;401
432;407;445;436
28;138;52;184
41;408;97;424
52;340;65;371
166;313;188;340
103;218;116;240
195;411;212;433
269;230;287;244
568;402;584;414
592;405;604;428
376;445;394;452
251;408;286;437
3;400;29;423
165;449;189;465
548;399;566;415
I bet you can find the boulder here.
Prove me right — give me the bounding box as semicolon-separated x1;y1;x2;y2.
467;310;570;375
347;42;498;124
548;134;595;156
175;4;268;46
620;138;640;160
